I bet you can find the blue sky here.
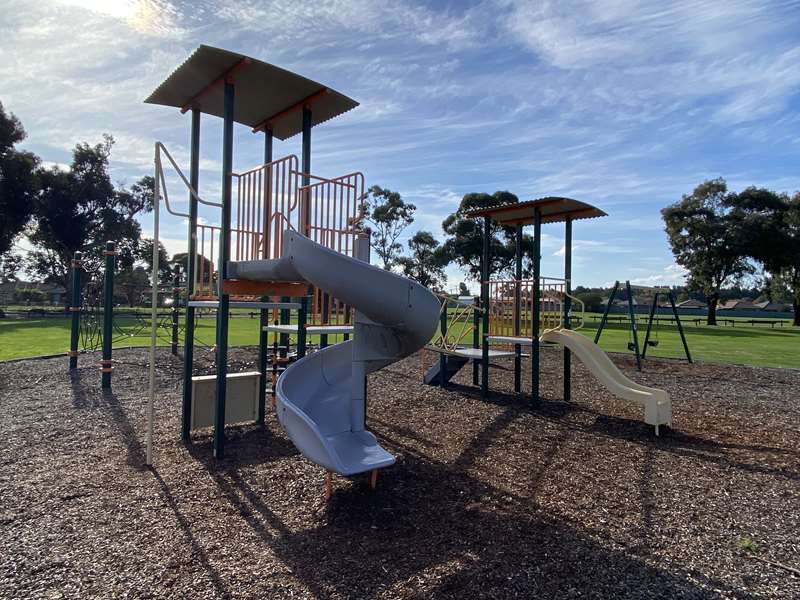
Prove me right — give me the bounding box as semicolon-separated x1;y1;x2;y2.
3;0;800;291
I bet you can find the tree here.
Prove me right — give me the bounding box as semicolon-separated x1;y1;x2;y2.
441;191;534;281
0;254;22;283
363;185;415;269
171;252;214;287
26;135;153;287
0;102;39;258
731;187;800;326
662;179;753;325
138;238;173;286
115;266;150;307
396;230;449;291
458;282;470;297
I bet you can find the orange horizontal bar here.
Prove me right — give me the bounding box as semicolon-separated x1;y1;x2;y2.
252;88;330;133
222;279;310;297
180;58;251;114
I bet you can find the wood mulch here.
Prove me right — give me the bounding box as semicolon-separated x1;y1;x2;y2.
0;347;798;599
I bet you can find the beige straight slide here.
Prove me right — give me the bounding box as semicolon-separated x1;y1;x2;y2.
540;328;672;434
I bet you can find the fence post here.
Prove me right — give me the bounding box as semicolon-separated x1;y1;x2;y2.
171;264;180;355
101;241;116;389
68;252;83;370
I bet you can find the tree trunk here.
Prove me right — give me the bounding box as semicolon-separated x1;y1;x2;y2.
793;300;799;327
707;295;718;326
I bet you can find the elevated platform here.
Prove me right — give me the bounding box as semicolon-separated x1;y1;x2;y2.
188;300;301;310
425;346;517;359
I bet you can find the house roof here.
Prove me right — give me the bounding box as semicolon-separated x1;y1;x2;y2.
465;197;607;226
144;45;359;140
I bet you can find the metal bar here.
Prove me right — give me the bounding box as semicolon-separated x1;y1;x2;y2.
472;296;480;385
101;241;115;389
69;253;82;370
531;209;541;406
669;291;693;363
439;301;448;388
181;109;200;440
563;217;572;402
594;280;619;344
171;265;180;355
213;80;235;459
514;224;522;393
258;129;274;426
252;87;329;133
641;293;659;359
297;295;308;358
481;216;490;398
625;280;642;371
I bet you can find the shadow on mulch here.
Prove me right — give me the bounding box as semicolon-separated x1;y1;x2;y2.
167;439;753;599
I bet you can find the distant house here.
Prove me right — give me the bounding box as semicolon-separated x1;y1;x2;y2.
754;300;792;312
676;298;707;309
0;281;66;305
719;298;760;311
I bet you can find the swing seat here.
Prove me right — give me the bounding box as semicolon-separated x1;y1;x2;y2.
627;342;636;351
647;340;659;347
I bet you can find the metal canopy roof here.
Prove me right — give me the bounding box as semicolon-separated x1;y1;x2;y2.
466;197;607;225
144;45;359;140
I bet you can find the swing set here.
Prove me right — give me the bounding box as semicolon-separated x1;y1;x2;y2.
594;280;692;370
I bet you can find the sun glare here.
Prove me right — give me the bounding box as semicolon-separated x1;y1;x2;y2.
55;0;166;34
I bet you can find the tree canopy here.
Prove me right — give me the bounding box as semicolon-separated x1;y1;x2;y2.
662;179;754;325
441;191;534;281
363;185;416;269
25;135;154;287
396;230;449;291
0;102;39;259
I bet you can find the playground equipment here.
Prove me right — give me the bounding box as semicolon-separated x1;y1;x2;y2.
229;232;439;477
143;45;376;466
594;280;692;370
424;197;670;434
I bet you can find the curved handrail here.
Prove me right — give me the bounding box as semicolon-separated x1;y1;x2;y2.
155;142;221;209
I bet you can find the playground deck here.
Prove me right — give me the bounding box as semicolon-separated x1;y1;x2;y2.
1;348;798;599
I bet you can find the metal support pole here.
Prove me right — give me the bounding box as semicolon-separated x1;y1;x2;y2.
472;296;480;386
181;108;200;440
625;280;642;371
279;296;290;358
297;296;308;359
669;291;693;363
213;79;235;459
641;293;659;359
481;216;490;398
68;252;82;370
101;241;115;389
594;281;619;344
257;129;273;426
514;223;522;393
301;107;312;236
531;210;542;406
171;264;180;355
563;217;572;402
439;302;448;388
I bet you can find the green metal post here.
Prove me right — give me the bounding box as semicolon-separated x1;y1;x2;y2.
181;108;200;441
68;252;82;370
279;296;290;358
439;301;448;388
171;264;180;355
257;129;273;426
641;293;659;359
514;223;522;393
213;79;235;459
472;296;479;386
563;217;572;402
668;291;693;363
625;280;642;371
531;210;542;406
101;241;115;389
594;281;619;344
297;296;308;359
481;216;490;398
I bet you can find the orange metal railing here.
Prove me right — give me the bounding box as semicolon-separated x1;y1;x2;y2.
485;277;567;339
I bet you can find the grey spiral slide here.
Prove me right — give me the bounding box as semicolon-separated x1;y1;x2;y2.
228;232;440;475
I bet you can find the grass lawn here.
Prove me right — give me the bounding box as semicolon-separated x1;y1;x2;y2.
1;309;798;368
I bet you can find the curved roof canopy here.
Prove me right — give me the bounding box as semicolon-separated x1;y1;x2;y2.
144;45;358;140
466;197;607;225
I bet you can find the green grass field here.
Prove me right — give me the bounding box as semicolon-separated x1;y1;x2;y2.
0;310;798;368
